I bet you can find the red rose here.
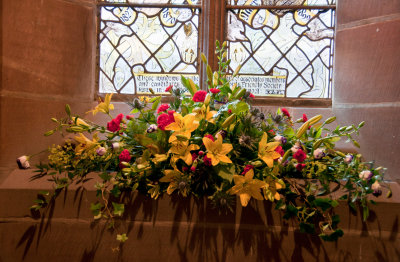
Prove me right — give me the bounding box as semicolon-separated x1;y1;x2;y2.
210;88;220;94
203;155;212;166
281;108;290;118
268;129;275;135
119;149;131;162
228;109;232;114
296;163;306;171
293;149;307;163
193;90;207;102
241;164;254;175
107;113;124;132
126;115;134;120
275;146;285;157
157;104;170;114
165;85;173;92
302;114;308;122
204;134;215;142
249;93;255;98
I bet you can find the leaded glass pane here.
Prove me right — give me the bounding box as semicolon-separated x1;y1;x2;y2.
98;3;200;94
99;0;201;5
226;0;335;98
227;0;335;6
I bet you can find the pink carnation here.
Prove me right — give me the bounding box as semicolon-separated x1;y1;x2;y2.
157;110;175;131
210;88;220;94
204;134;215;142
119;149;131;162
107;113;124;132
241;164;254;175
275;146;285;157
302;114;308;122
293;149;307;163
249;93;255;98
193;90;207;102
203;155;212;166
281;108;290;118
165;85;173;92
157;104;170;114
296;163;306;171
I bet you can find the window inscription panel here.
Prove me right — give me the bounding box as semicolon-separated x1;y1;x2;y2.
226;0;336;98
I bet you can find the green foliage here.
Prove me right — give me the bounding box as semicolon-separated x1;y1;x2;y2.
23;41;389;245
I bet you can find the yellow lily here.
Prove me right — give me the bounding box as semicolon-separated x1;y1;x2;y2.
153;154;168;164
74;133;99;155
87;94;114;116
258;132;281;168
228;169;267;207
263;176;285;201
159;169;189;197
191;105;217;123
165;113;199;142
169;140;200;166
203;134;233;166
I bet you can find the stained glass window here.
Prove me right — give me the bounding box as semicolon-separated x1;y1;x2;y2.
98;0;201;94
226;0;336;98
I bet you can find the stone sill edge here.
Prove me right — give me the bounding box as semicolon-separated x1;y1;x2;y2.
2;169;400;204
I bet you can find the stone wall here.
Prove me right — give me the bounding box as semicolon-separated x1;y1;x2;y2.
1;0;399;183
0;0;97;183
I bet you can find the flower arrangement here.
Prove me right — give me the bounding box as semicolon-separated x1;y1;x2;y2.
20;41;390;243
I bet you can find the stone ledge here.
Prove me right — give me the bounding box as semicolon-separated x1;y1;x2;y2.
0;169;399;261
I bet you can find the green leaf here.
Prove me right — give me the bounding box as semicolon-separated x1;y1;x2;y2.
313;198;338;211
65;104;71;116
275;200;286;210
300;222;315;234
130;108;139;114
39;191;50;196
363;206;369;221
283;205;298;219
112;202;125;216
283;128;295;137
331;214;340;228
319;229;344;241
110;186;121;197
151;96;161;111
229;101;249;115
117;233;128;243
99;172;112;181
217;165;235;182
90;203;102;215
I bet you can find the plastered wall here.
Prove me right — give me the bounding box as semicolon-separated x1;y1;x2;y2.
1;0;399;183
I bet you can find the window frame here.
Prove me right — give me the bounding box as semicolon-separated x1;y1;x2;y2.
95;0;335;107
